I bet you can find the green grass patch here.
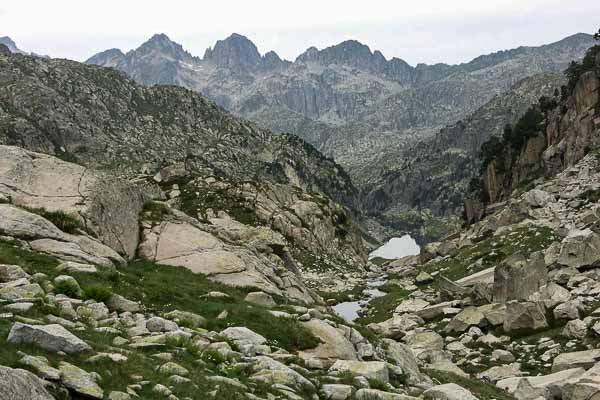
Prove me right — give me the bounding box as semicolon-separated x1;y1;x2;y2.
0;240;319;352
333;370;356;385
422;225;557;285
0;239;60;271
0;237;321;398
369;257;391;267
295;250;361;273
0;318;262;400
317;284;366;305
355;284;412;325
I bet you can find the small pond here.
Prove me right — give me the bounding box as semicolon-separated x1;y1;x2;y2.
332;234;420;322
368;234;420;260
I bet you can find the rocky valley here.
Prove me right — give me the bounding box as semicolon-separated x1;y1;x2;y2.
0;25;598;400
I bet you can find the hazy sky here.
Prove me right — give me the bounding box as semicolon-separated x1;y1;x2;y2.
2;0;599;65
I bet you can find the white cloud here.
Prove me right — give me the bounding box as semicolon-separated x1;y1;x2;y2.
2;0;599;63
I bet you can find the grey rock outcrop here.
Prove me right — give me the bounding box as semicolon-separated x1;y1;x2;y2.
445;307;486;334
221;327;267;346
138;215;315;303
524;189;555;208
558;229;600;269
7;323;92;353
493;252;547;303
0;204;124;267
423;383;479;400
552;349;600;372
59;362;104;399
329;361;389;383
0;366;55;400
0;146;153;259
479;47;600;208
355;389;418;400
497;368;585;399
321;384;353;400
298;319;358;365
244;291;277;307
404;331;444;358
380;339;431;387
503;301;548;333
0;264;30;282
529;283;570;309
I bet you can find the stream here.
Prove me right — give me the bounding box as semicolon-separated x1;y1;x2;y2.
333;234;420;322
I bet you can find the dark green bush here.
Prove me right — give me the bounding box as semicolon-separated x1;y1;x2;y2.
368;378;388;390
479;135;505;173
503;107;544;150
54;279;81;298
141;201;171;222
565;45;600;92
538;95;558;114
83;285;113;303
22;206;83;234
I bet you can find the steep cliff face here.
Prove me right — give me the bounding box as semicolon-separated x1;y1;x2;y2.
470;46;600;215
544;67;600;173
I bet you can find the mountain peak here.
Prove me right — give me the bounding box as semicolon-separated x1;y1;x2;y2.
228;33;251;41
140;33;177;49
296;39;388;73
85;48;125;67
0;36;25;54
0;36;17;48
334;39;371;51
147;33;173;45
135;33;194;62
203;33;263;72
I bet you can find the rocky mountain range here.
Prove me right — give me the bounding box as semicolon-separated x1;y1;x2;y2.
84;32;596;239
0;36;599;400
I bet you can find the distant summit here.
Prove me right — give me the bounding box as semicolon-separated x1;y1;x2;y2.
295;39;413;81
85;48;125;68
135;33;195;62
0;36;25;54
296;40;386;71
203;33;287;73
0;36;49;58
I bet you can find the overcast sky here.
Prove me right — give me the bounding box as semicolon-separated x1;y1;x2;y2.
2;0;599;65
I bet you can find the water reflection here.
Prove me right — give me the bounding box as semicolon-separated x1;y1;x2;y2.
369;234;420;260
